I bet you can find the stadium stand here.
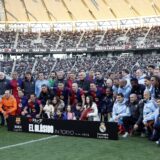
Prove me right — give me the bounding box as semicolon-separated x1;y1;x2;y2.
0;26;160;50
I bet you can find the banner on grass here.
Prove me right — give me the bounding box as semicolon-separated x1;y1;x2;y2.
7;116;118;140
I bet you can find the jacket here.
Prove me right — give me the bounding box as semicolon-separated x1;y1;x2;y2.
78;79;90;92
127;101;144;125
112;99;130;121
95;78;105;88
35;79;49;97
118;84;131;100
143;100;157;123
22;77;35;97
131;84;145;99
137;75;146;85
85;102;100;121
0;95;17;116
0;78;10;95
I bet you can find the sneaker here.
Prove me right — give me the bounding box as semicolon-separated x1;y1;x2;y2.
122;132;129;138
156;140;160;145
140;133;146;138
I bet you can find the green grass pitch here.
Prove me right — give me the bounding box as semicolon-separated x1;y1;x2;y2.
0;126;159;160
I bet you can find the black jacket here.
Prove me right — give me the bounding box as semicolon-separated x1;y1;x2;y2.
38;90;53;106
130;84;145;99
77;79;90;92
22;77;35;97
127;101;144;125
154;86;160;99
0;78;10;95
95;78;105;88
101;95;114;113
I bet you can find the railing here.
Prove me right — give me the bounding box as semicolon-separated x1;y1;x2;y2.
13;32;19;49
51;59;57;72
56;31;63;49
11;59;16;74
31;59;38;73
77;31;85;48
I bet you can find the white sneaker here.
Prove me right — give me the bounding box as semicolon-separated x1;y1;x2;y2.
122;132;129;138
140;133;146;138
156;141;160;145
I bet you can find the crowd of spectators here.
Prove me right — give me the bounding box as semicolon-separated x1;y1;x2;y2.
41;31;60;49
0;60;13;75
99;28;127;47
0;31;16;49
0;26;160;49
0;54;160;145
145;26;160;46
58;31;83;48
1;54;160;79
79;30;104;47
17;32;38;49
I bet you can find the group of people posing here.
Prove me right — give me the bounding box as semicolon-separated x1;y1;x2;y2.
0;65;160;145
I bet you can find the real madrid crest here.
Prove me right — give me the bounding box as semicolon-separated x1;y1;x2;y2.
99;122;106;133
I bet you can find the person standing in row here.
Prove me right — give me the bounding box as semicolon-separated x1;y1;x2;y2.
0;72;10;126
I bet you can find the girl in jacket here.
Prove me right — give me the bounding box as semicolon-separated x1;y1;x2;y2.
64;105;76;120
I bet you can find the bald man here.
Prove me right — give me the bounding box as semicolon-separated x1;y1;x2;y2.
69;83;85;107
143;90;158;137
122;94;144;138
0;90;17;122
118;79;131;100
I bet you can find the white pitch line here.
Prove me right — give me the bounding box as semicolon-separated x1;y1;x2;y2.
0;135;58;150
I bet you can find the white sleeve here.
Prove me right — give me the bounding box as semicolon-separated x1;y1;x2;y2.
119;107;131;117
88;103;98;117
51;105;54;113
112;103;117;120
43;105;49;112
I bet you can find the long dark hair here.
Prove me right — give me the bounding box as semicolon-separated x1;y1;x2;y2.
85;96;93;108
52;96;60;105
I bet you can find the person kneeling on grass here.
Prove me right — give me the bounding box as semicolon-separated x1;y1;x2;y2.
122;94;145;138
0;90;17;124
152;99;160;145
110;93;130;134
22;94;43;118
143;90;158;138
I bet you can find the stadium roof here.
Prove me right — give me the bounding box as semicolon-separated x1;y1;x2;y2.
0;0;160;22
0;0;160;31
